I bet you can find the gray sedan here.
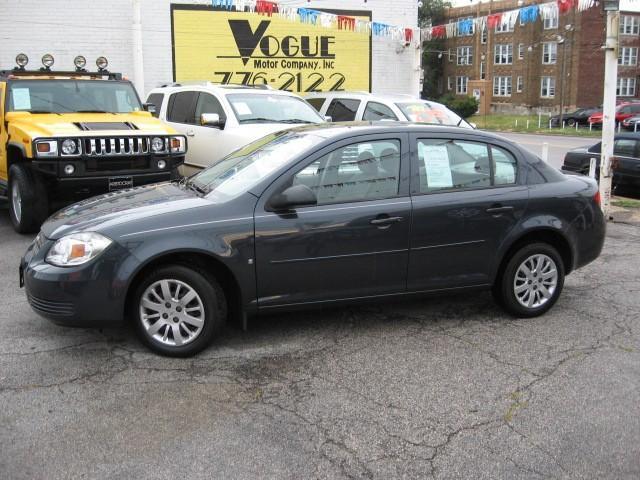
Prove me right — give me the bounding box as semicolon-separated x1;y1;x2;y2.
21;123;605;356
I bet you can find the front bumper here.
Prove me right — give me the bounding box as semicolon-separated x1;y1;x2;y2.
21;236;132;327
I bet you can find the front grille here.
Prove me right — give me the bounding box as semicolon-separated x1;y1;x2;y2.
82;137;149;156
28;295;75;317
84;157;150;172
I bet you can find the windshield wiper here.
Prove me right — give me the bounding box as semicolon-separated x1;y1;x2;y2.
278;119;315;124
75;109;113;114
238;117;281;124
183;178;208;196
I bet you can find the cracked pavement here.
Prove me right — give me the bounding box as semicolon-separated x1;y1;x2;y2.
0;205;639;480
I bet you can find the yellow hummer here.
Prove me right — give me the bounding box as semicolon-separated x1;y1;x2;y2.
0;54;187;233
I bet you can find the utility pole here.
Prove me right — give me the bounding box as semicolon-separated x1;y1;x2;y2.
599;2;620;217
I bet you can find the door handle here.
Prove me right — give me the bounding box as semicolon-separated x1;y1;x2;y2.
186;130;195;137
370;216;403;226
486;205;514;214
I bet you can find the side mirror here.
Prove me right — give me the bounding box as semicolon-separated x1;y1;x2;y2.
201;113;224;128
143;103;156;114
269;184;317;211
324;115;333;122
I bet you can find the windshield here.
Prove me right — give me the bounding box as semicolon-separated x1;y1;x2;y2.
7;80;142;113
190;131;323;202
226;93;324;124
396;102;472;128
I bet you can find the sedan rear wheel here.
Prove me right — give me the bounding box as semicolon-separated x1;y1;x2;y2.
567;118;576;127
133;264;227;356
496;243;565;318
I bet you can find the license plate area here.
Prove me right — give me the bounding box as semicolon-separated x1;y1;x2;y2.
108;176;133;191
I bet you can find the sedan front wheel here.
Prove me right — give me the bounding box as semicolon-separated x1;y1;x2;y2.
496;243;565;318
132;264;227;357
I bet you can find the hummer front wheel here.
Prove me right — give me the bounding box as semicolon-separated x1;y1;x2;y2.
8;164;49;234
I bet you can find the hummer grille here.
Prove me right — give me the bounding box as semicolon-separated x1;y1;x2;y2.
82;137;150;156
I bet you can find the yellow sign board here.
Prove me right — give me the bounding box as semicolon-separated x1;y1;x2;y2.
171;6;371;93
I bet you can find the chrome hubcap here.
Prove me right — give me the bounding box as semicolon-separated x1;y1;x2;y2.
514;254;558;309
11;180;22;222
139;279;205;347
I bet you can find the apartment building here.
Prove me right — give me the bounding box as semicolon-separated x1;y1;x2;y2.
439;0;640;113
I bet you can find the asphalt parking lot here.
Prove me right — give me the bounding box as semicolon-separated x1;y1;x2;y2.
1;200;639;479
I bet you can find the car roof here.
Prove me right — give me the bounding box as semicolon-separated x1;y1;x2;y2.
148;83;301;97
304;91;449;109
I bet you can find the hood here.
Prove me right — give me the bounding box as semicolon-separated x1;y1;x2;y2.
41;182;210;239
8;112;177;138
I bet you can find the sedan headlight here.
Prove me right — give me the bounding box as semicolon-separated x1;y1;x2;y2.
169;135;187;154
46;232;112;267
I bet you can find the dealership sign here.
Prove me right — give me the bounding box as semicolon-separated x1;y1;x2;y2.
171;6;371;93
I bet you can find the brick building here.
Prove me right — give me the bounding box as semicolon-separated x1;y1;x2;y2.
439;0;640;113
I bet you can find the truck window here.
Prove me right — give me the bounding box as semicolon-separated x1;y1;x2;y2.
146;93;164;118
326;99;360;121
306;98;326;112
167;91;198;124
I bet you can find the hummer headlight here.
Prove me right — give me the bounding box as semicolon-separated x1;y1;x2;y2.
151;137;165;153
46;232;112;267
61;139;78;155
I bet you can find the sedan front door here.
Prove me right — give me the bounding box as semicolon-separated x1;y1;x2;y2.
254;134;411;308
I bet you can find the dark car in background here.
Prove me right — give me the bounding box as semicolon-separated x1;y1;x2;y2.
562;133;640;190
21;123;605;356
550;108;598;127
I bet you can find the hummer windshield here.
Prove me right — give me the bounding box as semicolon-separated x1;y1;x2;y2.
6;80;142;114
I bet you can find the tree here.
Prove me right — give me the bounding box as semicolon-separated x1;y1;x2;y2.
419;0;451;100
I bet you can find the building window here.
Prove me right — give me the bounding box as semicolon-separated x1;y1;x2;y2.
493;76;512;96
620;15;640;35
481;25;488;44
517;76;524;92
456;16;475;36
447;76;452;91
480;61;486;80
619;47;638;66
456;76;469;94
448;49;453;62
540;77;556;98
617;77;636;96
542;42;558;64
543;15;558;30
496;21;514;33
518;44;525;60
457;46;473;65
494;44;513;64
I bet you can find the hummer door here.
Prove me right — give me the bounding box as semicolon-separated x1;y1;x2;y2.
0;83;7;186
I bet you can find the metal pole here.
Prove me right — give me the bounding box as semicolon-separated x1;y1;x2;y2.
559;40;568;127
542;142;549;162
132;0;145;97
600;10;619;217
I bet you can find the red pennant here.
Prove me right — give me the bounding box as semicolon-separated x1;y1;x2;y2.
256;0;276;16
487;13;503;29
557;0;576;14
337;15;356;31
404;28;413;44
431;25;446;38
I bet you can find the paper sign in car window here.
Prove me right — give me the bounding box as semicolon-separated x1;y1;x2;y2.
234;102;252;116
421;143;453;188
12;88;32;110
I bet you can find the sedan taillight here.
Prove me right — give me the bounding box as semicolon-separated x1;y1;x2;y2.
594;191;601;207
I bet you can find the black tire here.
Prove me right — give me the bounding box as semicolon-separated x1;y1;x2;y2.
8;164;49;234
567;118;576;127
494;243;565;318
132;264;227;357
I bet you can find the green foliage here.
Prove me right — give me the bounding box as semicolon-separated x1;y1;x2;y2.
438;94;479;119
419;0;451;100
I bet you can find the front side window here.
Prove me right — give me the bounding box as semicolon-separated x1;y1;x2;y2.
618;47;638;66
363;102;398;121
414;139;517;193
167;91;199;124
457;46;473;65
456;76;469;95
292;140;401;205
306;97;326;112
614;138;637;157
617;78;637;96
540;77;556;98
326;98;361;121
191;132;324;203
194;93;226;125
226;93;323;124
494;44;513;65
542;42;558;64
7;80;142;114
493;76;512;97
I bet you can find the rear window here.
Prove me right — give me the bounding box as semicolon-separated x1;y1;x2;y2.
396;102;472;128
326;99;360;121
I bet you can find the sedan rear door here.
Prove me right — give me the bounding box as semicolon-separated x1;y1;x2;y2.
407;134;529;291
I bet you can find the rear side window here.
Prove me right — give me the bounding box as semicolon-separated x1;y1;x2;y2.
326;99;360;121
306;97;326;112
145;93;164;118
414;139;518;193
363;102;398;121
614;138;637;157
167;91;198;124
632;105;640;113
